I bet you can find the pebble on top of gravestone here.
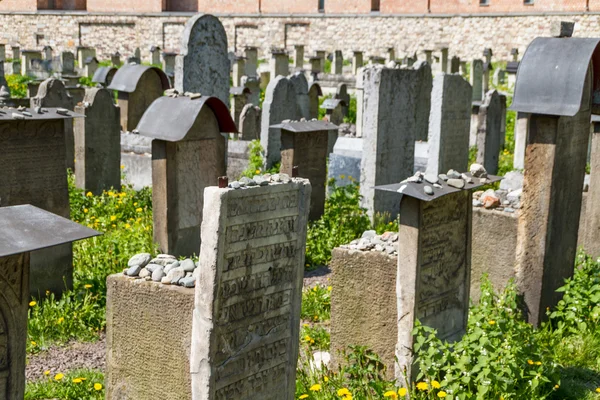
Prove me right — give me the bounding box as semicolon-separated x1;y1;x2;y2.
175;14;229;108
136;92;237;257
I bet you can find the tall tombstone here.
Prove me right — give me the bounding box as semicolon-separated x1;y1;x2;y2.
175;14;230;107
76;46;96;68
84;56;99;78
230;86;250;128
476;90;502;174
21;50;42;76
294;45;304;68
60;51;76;75
150;45;161;65
270;49;289;78
498;93;508;149
333;50;343;75
289;72;310;119
308;56;321;81
483;62;491;95
426;73;472;176
274;120;337;220
0;44;5;62
43;45;53;61
74;88;121;194
11;45;20;61
244;46;258;77
450;56;460;73
162;51;176;77
316;50;326;70
107;64;170;132
232;56;245;87
470;59;483;102
0;205;98;400
512;30;595;325
439;46;449;73
31;78;76;170
189;177;311;400
336;83;350;118
352;51;363;75
261;76;299;168
111;51;121;66
513;112;529;170
386;47;395;63
0;107;84;297
355;67;365;137
137;95;236;257
585;116;600;258
307;82;322;120
414;60;433;142
360;64;432;219
239;103;261;140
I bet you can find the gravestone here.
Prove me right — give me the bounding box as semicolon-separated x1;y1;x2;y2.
415;60;433;141
111;51;121;66
261;76;300;168
0;107;84;297
244;46;258;77
232;56;245;87
76;46;96;68
0;205;98;400
499;93;508;149
333;50;343;74
241;75;260;106
137;95;236;257
483;62;491;95
584;116;600;258
360;63;432;219
74;88;121;194
43;45;52;61
470;59;483;102
270;49;289;78
274;120;337;220
321;98;345;126
230;86;250;129
439;46;449;73
387;47;395;62
356;67;365;137
476;90;502;175
92;66;118;87
108;64;170;132
20;50;42;76
84;56;99;78
426;73;472;176
0;44;5;62
294;45;304;68
239;103;261;140
60;51;75;75
336;83;350;118
10;45;19;61
352;51;363;75
175;14;230;107
150;45;161;65
289;72;310;119
189;177;311;400
30;78;76;170
307;82;322;120
327;137;363;187
162;51;176;77
260;71;271;90
513;112;529;170
450;56;460;73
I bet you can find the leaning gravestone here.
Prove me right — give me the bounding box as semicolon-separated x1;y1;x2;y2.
0;205;99;400
239;103;261;140
476;90;502;175
74;88;121;194
136;95;236;257
189;177;312;400
426;73;472;176
175;14;229;107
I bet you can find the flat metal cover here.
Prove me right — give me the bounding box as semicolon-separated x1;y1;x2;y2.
107;64;170;93
374;173;502;202
230;86;250;95
321;98;344;110
270;120;338;132
0;205;101;258
511;37;600;116
136;95;237;141
0;107;84;121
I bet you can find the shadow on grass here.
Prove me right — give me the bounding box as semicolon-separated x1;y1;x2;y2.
552;366;600;400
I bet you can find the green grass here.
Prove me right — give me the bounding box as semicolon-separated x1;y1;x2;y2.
26;370;104;400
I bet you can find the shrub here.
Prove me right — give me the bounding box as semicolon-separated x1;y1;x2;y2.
6;74;32;98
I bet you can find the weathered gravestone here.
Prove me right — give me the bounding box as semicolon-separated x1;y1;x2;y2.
74;88;121;195
0;205;99;400
20;50;42;77
76;46;96;68
232;56;245;87
426;73;472;176
352;51;363;75
239;103;261;140
230;86;250;129
60;51;80;87
584;115;600;258
261;76;299;168
511;32;597;325
137;95;236;257
327;136;363;188
294;45;304;68
321;98;345;126
111;51;121;67
333;50;343;75
289;72;310;119
513;112;529;170
84;56;99;78
270;49;289;78
162;51;177;77
189;177;312;400
175;14;230;107
150;45;161;65
470;59;484;103
476;90;502;175
307;82;322;119
273;120;337;220
450;56;460;73
336;83;350;118
0;44;5;62
244;46;258;78
108;64;170;132
30;78;76;170
359;63;432;219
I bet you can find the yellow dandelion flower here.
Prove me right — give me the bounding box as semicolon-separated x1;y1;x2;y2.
72;378;82;384
554;384;559;390
596;388;600;393
299;395;309;399
29;301;37;307
398;387;407;396
310;384;322;391
384;391;397;398
136;218;142;223
489;320;496;325
86;192;93;197
327;286;332;291
44;370;50;376
57;317;64;324
527;359;534;365
83;208;88;213
324;376;329;382
431;380;441;389
94;383;103;391
416;382;428;391
535;361;542;365
305;335;312;342
438;391;447;398
313;315;319;321
84;284;92;289
125;223;131;229
54;373;64;381
110;215;117;221
255;169;261;174
337;388;351;396
136;207;143;212
134;202;138;206
120;165;125;169
108;191;114;197
31;341;37;346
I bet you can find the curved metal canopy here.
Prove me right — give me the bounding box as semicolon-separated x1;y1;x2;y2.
511;37;600;116
92;66;117;85
136;96;237;141
107;64;170;93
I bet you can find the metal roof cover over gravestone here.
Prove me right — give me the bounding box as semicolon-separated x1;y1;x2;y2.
0;107;84;297
476;90;502;175
175;14;229;108
426;73;472;176
108;64;170;132
136;95;236;257
511;35;600;325
273;120;338;220
261;76;300;168
92;66;117;87
0;205;99;400
359;63;432;220
190;178;311;400
74;88;121;195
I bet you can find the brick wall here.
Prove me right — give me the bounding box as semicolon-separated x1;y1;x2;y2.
86;0;162;13
0;0;36;12
198;0;257;14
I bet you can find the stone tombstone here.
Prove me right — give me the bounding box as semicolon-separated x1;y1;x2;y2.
483;62;491;95
512;35;595;326
294;45;304;68
414;60;433;142
439;46;449;73
261;76;300;168
60;51;75;74
289;72;310;119
470;59;484;102
230;87;250;129
585;116;600;258
0;205;98;400
0;107;84;298
352;51;363;75
513;112;529;170
241;75;260;106
31;78;76;170
322;98;345;126
137;95;236;257
175;14;230;107
316;50;326;68
308;57;321;81
450;56;460;73
43;45;52;61
336;83;350;118
333;50;343;74
244;46;258;77
232;56;245;87
360;63;432;219
239;103;261;140
307;82;322;120
0;63;9;101
111;51;121;66
107;64;170;132
327;136;363;187
11;46;20;61
260;71;271;90
20;50;42;76
74;88;121;195
76;46;96;68
274;120;336;220
189;177;312;400
511;48;519;62
0;44;5;62
92;66;118;87
162;51;176;77
355;67;365;138
84;56;99;78
423;49;433;64
498;93;508;149
426;73;472;176
270;49;289;79
476;90;502;175
150;45;161;65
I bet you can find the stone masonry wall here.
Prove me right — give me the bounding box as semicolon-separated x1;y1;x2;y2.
3;12;600;62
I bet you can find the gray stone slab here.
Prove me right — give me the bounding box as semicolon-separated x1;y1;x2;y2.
476;90;502;175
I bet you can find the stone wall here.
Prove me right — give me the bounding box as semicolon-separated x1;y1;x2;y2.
3;11;600;62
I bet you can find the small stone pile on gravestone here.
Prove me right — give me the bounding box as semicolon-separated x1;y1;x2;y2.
175;14;230;107
272;120;337;220
190;175;311;400
136;93;236;257
107;64;170;132
0;205;99;400
74;87;121;195
476;90;502;175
